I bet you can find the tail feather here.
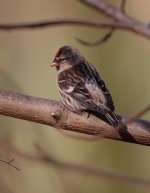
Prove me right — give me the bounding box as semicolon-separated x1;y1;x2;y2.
86;104;127;129
105;110;127;130
105;110;119;126
89;108;123;127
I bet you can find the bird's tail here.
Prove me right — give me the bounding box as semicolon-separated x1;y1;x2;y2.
103;110;127;130
90;108;127;129
104;110;119;126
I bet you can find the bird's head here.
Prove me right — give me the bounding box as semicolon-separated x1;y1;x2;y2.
51;45;83;71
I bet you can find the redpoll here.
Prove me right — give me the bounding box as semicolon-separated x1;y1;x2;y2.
51;45;120;126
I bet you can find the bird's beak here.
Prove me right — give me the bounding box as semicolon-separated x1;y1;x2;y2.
50;62;59;68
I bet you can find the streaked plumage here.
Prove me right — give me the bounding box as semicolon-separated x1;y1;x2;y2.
51;45;120;126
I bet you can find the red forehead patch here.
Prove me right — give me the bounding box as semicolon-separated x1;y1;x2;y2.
55;50;61;57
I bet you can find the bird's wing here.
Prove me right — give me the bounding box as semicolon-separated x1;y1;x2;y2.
97;78;115;111
58;78;93;106
88;63;115;111
58;68;118;126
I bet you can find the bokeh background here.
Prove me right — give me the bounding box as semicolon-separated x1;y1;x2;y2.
0;0;150;193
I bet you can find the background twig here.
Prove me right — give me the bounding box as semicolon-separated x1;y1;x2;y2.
0;158;21;171
0;0;149;39
1;144;150;188
76;0;127;46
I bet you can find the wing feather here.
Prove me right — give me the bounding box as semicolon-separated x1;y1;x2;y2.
87;62;115;111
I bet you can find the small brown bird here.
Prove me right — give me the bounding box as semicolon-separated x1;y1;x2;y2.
51;45;120;126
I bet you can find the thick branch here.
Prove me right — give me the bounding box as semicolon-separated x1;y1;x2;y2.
0;90;149;146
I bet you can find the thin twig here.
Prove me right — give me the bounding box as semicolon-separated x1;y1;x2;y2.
76;0;127;46
0;158;21;171
120;0;127;13
0;19;129;30
76;29;114;46
78;0;150;39
121;105;150;128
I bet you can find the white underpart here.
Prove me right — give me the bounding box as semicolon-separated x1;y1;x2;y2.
58;61;72;73
56;77;81;112
64;85;75;93
59;88;82;112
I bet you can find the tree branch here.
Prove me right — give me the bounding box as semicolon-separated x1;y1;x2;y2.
0;158;21;171
76;0;127;46
78;0;150;38
2;144;150;188
0;90;149;146
120;0;127;13
0;19;130;30
0;1;149;39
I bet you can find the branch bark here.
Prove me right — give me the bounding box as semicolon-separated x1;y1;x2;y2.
0;90;149;146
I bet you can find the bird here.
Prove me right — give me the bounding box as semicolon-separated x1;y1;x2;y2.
51;45;121;127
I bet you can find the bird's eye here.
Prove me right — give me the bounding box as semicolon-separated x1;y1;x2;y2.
99;79;107;92
59;57;67;62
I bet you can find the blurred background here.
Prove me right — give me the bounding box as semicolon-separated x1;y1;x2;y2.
0;0;150;192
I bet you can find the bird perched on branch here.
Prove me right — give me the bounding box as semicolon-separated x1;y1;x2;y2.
51;45;121;127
